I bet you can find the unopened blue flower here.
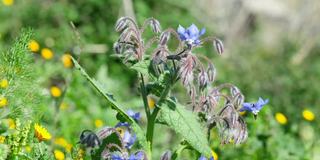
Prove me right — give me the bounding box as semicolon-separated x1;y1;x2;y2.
177;24;205;46
240;97;269;115
127;110;140;122
199;155;214;160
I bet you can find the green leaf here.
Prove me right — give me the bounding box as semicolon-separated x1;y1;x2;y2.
71;57;151;157
158;99;211;157
130;60;151;75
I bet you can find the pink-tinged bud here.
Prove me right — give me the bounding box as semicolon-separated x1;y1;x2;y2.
213;38;224;55
115;17;128;32
159;31;170;46
198;68;209;91
150;19;162;33
230;86;241;97
234;93;244;109
179;55;197;86
207;63;216;82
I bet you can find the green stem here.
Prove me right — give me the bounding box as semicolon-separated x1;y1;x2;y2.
146;84;171;150
140;73;150;118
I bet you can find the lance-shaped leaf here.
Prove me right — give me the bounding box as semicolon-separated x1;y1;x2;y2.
158;99;211;157
71;57;150;157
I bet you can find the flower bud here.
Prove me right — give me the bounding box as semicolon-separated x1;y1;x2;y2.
150;19;161;33
213;38;224;55
230;86;241;97
115;17;128;32
113;42;122;54
234;93;244;109
159;31;170;46
160;151;172;160
198;69;209;91
207;63;216;82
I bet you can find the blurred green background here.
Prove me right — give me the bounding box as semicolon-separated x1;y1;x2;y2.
1;0;319;159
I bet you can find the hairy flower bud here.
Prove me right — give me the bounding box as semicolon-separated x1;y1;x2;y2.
207;63;216;82
149;19;161;33
159;31;170;46
113;42;122;54
213;38;224;55
115;17;128;32
234;93;244;109
160;151;172;160
198;68;209;91
230;86;241;97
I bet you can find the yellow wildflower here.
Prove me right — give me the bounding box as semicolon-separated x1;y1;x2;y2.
275;112;287;125
94;119;103;128
0;135;5;143
25;146;32;152
211;150;218;160
147;96;156;109
41;48;54;60
61;54;73;68
59;102;69;110
34;123;52;141
54;149;65;160
7;118;15;129
50;86;62;98
54;137;72;153
302;109;315;121
28;40;40;52
0;79;8;88
0;97;8;107
2;0;13;6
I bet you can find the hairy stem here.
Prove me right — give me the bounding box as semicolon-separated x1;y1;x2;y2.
146;83;171;150
140;73;150;118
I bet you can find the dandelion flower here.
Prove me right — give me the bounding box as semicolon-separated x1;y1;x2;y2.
0;79;8;88
41;48;54;60
0;135;5;143
2;0;14;6
61;54;73;68
28;40;40;52
0;97;8;107
7;118;15;129
94;119;103;128
302;109;315;121
34;123;52;141
54;137;72;153
50;86;62;98
275;112;287;125
54;149;65;160
148;97;156;109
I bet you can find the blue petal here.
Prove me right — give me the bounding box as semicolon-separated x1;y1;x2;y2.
198;156;207;160
177;25;186;35
134;151;145;159
187;24;200;38
111;154;124;160
115;122;130;128
199;28;206;36
240;103;253;112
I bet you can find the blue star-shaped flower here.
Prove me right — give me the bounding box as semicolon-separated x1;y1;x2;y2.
177;24;205;46
239;97;269;116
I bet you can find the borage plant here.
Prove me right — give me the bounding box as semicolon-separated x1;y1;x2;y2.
72;17;268;160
